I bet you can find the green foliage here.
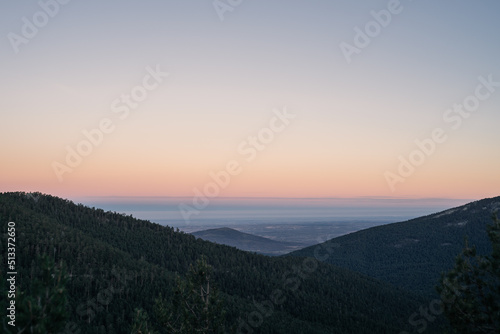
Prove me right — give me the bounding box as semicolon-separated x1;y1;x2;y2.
0;192;432;333
131;308;158;334
154;256;226;333
291;197;500;295
437;216;500;333
3;255;69;334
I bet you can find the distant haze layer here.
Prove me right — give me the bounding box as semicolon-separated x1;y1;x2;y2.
74;196;472;227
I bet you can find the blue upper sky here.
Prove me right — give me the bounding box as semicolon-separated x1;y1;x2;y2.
1;0;500;201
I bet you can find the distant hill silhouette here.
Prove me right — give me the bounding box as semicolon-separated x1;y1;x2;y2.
192;227;305;255
290;196;500;295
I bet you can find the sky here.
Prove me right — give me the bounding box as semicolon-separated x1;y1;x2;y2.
1;0;500;205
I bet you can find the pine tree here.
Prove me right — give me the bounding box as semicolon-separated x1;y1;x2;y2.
438;216;500;333
154;256;226;333
11;256;69;334
130;308;158;334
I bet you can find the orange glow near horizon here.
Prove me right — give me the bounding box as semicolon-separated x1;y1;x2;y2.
2;2;500;202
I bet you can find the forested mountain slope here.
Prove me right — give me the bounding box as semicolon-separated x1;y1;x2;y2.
290;196;500;295
0;192;438;333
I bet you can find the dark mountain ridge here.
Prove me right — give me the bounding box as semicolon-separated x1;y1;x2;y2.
0;192;435;333
290;195;500;295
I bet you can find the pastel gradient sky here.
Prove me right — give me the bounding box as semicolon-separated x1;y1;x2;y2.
1;0;499;202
